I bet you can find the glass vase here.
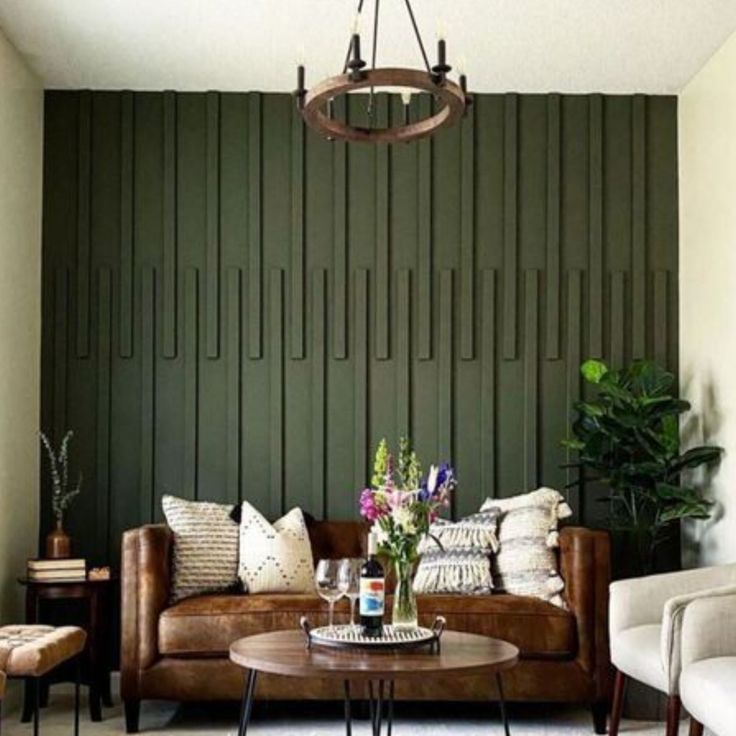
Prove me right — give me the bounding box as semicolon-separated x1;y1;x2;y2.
392;559;418;630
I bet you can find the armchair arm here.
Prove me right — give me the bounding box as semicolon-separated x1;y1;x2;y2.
120;524;171;698
559;527;611;702
661;583;736;691
681;589;736;668
609;563;736;637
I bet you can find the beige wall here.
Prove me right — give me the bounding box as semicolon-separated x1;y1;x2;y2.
680;30;736;566
0;28;43;627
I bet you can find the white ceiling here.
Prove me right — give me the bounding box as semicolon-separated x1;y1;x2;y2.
0;0;735;94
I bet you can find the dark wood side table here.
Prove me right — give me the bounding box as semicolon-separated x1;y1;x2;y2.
18;576;116;722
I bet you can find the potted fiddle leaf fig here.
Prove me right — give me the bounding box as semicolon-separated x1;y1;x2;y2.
563;359;722;575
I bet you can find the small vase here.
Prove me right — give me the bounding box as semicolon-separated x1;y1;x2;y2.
45;519;71;559
392;559;418;630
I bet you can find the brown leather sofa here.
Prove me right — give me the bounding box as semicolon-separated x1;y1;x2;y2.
121;520;611;733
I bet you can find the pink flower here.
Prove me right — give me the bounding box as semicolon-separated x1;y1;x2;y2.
360;488;385;521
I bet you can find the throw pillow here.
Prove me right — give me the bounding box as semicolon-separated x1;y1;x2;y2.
237;502;314;594
162;495;240;603
480;487;573;607
413;509;501;595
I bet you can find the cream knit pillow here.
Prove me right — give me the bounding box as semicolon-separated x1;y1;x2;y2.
162;495;240;603
480;487;572;607
237;502;314;594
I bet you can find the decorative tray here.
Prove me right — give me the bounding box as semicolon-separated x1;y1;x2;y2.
300;616;445;652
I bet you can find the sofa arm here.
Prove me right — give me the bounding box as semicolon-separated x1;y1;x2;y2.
559;527;611;701
609;563;736;638
121;524;171;696
680;589;736;668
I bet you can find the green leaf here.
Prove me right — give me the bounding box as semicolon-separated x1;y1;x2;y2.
669;446;723;474
581;359;608;385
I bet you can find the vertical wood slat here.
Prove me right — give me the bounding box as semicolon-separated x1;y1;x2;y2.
354;269;369;492
183;268;199;499
417;94;432;360
523;270;539;491
565;270;582;521
460;101;476;360
53;268;69;443
162;91;178;358
312;269;327;518
611;271;625;368
270;269;284;518
375;96;390;360
96;267;112;557
76;91;92;358
396;270;411;437
291;106;305;359
632;95;647;359
226;268;241;503
438;269;454;469
139;267;156;522
119;91;135;358
545;94;561;360
205;91;221;359
503;94;519;360
481;269;496;503
654;270;668;366
333;96;348;360
248;93;263;359
588;94;604;358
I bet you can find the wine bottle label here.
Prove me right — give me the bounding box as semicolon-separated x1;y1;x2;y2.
359;577;385;616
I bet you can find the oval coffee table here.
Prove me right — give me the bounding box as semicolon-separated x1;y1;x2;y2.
230;629;519;736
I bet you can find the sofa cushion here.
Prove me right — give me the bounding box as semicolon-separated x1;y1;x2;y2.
158;592;576;660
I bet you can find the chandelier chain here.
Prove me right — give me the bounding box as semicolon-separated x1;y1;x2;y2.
403;0;432;74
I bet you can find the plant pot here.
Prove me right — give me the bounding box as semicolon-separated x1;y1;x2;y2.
392;559;418;630
45;520;71;559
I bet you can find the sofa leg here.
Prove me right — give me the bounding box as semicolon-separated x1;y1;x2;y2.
688;720;704;736
591;700;607;735
665;695;681;736
124;700;140;734
609;669;626;736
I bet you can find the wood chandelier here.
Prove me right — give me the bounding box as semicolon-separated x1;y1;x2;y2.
294;0;471;144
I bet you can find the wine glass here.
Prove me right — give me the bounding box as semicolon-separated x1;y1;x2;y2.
338;558;364;631
315;559;344;631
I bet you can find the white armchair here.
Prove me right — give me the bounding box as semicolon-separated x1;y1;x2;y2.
608;563;736;736
679;590;736;736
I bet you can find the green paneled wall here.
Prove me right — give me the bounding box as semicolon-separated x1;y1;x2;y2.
40;90;678;566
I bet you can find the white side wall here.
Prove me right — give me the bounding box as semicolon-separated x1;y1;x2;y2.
680;30;736;566
0;28;43;627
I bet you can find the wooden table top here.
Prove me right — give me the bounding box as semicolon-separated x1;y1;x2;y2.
229;630;519;681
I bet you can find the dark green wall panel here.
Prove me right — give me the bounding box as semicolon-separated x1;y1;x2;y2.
40;91;679;566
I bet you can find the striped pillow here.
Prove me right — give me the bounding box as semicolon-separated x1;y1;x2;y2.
481;487;572;608
162;495;240;603
413;509;500;595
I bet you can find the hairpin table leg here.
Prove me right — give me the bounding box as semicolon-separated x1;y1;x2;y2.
495;673;511;736
238;669;258;736
343;680;352;736
387;681;394;736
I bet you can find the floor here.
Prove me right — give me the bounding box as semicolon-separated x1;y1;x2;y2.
0;691;685;736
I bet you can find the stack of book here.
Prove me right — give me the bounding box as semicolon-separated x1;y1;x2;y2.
27;558;86;582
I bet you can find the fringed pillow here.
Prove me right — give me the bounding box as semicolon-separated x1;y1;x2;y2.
413;509;500;595
481;487;572;608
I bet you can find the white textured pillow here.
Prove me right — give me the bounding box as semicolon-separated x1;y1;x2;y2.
162;495;240;603
480;487;572;608
238;502;314;594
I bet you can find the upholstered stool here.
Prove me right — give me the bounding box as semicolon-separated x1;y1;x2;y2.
0;625;86;735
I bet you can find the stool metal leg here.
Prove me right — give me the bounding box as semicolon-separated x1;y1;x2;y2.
343;680;351;736
74;656;81;736
238;669;258;736
33;677;39;736
495;673;511;736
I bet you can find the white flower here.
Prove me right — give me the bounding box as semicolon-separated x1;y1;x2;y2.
392;506;416;535
427;464;439;494
372;522;389;546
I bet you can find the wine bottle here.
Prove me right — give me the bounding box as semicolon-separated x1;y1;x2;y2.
360;531;385;638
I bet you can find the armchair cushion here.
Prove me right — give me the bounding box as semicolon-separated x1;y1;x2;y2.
680;657;736;736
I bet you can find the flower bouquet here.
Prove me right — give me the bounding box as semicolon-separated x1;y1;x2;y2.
359;437;456;629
